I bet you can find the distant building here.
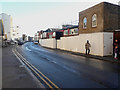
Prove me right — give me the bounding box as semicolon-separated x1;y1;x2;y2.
12;25;20;40
0;20;4;36
28;36;33;42
34;33;39;41
62;24;76;29
0;13;14;41
22;34;27;41
0;20;4;46
46;28;61;38
62;25;79;37
40;28;61;39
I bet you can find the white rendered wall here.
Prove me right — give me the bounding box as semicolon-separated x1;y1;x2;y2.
40;32;113;56
103;32;113;56
39;38;56;49
57;32;104;56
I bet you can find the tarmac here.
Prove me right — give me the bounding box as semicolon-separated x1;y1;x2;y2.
42;45;120;64
2;44;120;89
2;45;45;89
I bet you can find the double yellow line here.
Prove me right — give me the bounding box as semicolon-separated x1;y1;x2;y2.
12;47;60;89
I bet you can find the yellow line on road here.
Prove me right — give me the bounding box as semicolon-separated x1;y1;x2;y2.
12;48;53;89
29;62;60;89
20;57;53;89
13;48;60;90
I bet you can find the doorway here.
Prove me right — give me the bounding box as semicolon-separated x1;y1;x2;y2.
113;31;120;58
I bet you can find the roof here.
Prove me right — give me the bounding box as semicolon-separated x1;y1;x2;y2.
62;25;78;30
79;2;120;15
44;28;61;32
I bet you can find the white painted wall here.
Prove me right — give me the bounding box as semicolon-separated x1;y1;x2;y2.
40;32;113;56
57;32;104;56
39;38;56;48
103;32;113;56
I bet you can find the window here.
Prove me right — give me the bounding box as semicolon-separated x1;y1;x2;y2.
83;17;87;29
69;28;78;35
92;14;97;27
74;28;78;34
64;30;68;35
53;32;56;37
49;35;52;38
69;29;74;35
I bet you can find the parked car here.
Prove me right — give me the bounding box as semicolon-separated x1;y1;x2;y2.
34;40;39;44
18;40;24;45
14;40;18;44
10;41;15;45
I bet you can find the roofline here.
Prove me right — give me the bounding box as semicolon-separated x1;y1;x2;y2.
79;2;120;14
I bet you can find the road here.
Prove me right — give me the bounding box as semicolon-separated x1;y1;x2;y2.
15;42;120;88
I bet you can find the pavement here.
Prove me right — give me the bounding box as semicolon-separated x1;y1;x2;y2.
2;45;45;89
42;46;120;64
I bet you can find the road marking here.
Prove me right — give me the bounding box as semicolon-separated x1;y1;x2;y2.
25;47;32;51
13;48;53;88
12;49;25;66
19;56;53;88
12;47;60;89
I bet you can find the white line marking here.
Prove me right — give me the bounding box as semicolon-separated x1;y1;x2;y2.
25;47;32;51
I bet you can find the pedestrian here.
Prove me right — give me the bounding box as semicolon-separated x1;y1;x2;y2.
114;46;119;59
117;39;120;59
114;39;118;48
113;39;119;58
85;40;91;55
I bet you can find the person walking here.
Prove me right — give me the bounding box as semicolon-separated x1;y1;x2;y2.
85;40;91;55
118;40;120;59
114;39;118;47
114;46;119;59
113;39;119;59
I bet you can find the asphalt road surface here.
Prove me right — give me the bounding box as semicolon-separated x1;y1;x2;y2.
16;42;120;88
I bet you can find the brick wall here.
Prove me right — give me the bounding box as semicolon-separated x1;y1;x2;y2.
79;2;120;34
103;2;120;31
79;2;104;34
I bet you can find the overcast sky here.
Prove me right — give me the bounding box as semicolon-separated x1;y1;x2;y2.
0;0;119;37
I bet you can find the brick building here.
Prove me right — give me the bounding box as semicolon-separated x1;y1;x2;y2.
78;2;120;56
79;2;120;33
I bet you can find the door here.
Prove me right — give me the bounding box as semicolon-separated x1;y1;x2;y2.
113;31;120;58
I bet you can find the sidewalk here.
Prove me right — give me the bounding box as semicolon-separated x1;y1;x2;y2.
61;49;120;64
2;45;45;88
42;46;120;64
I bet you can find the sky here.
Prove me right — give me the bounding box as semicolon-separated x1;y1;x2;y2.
0;0;119;37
